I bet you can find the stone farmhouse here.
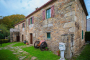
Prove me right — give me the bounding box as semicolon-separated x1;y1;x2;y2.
10;0;88;59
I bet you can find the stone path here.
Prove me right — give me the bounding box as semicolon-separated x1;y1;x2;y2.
0;43;37;60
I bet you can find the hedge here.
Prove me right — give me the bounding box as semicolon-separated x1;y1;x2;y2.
0;39;8;44
85;32;90;41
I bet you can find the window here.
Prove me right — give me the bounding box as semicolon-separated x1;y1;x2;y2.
46;8;51;19
42;5;54;20
82;30;83;39
30;18;32;24
22;23;25;28
47;32;51;39
28;17;34;25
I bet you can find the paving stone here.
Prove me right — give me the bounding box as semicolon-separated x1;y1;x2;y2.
13;53;17;54
10;47;14;49
4;47;7;49
11;50;14;51
23;51;28;54
19;56;26;60
0;48;2;50
19;51;23;53
31;56;37;60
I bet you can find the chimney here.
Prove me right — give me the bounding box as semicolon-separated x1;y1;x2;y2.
36;7;38;10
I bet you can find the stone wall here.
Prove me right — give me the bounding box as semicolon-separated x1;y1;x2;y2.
26;0;76;54
73;0;86;54
14;21;26;42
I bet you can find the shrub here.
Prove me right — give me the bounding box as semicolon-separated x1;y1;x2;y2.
0;39;8;43
85;31;90;42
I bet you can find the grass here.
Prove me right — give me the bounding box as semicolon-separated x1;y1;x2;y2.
76;44;90;60
1;42;90;60
23;46;60;60
0;49;19;60
12;42;26;47
0;42;15;47
71;44;90;60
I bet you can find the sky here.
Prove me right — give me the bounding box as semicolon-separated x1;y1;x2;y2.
0;0;90;19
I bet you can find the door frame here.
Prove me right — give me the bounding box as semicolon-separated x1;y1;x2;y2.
22;35;23;42
30;33;33;44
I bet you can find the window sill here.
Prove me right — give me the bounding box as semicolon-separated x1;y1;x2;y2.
47;38;51;40
46;17;51;19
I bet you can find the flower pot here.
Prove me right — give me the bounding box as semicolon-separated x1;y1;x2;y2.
57;52;60;56
45;49;48;51
26;43;28;45
57;51;60;56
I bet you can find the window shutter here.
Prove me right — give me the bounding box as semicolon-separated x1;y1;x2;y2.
51;5;54;17
42;10;45;20
32;16;34;24
28;19;30;25
24;23;25;28
22;23;23;28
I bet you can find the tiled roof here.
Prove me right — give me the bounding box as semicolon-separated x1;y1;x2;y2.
14;20;25;26
25;0;56;18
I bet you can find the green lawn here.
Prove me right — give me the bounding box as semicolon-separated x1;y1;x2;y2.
12;42;26;47
23;46;60;60
0;42;15;47
72;44;90;60
76;44;90;60
0;49;19;60
1;42;90;60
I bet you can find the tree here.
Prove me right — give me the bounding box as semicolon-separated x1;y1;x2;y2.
0;33;4;39
0;24;10;38
0;14;25;39
0;14;25;29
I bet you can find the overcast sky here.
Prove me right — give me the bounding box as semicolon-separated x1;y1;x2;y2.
0;0;90;19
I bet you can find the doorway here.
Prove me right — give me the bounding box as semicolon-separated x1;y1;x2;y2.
30;33;33;44
17;36;20;42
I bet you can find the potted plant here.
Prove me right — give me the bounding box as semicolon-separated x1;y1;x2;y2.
45;47;48;51
57;50;60;56
26;41;29;45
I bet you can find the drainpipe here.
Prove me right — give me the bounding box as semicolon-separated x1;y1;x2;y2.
86;16;87;31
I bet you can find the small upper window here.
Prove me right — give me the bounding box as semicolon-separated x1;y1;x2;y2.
47;32;51;39
46;8;51;19
30;18;32;24
23;23;25;28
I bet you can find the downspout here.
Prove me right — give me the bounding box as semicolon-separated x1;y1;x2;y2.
86;16;87;31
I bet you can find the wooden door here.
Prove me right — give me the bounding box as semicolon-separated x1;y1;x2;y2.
30;33;33;44
17;36;20;42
